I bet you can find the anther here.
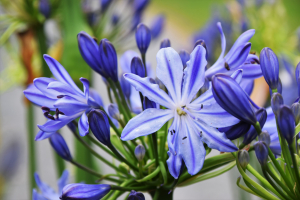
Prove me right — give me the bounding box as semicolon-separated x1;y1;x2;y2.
41;106;50;112
201;104;203;109
200;131;203;137
182;136;187;140
44;112;55;120
224;62;230;71
250;51;256;55
57;95;65;99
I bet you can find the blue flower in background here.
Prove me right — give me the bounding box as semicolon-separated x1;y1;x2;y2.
205;23;262;80
33;170;69;200
23;55;103;139
121;46;239;178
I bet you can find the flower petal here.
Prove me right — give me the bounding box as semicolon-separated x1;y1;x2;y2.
35;130;55;141
54;96;89;116
166;151;182;179
58;170;69;195
89;88;104;107
123;73;175;108
47;81;85;102
181;45;207;104
78;112;89;136
33;189;48;200
121;108;174;141
34;172;60;200
23;84;56;109
34;77;59;99
239;64;262;79
43;55;82;94
179;116;205;175
156;47;183;104
80;78;90;101
240;78;254;96
214;22;226;66
194;119;238;152
38;115;78;132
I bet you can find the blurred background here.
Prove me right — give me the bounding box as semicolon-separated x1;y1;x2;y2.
1;0;300;199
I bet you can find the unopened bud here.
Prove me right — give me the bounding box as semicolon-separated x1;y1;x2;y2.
238;150;249;170
258;131;271;146
160;39;171;49
291;102;300;125
254;141;268;166
134;144;145;162
271;92;283;116
108;104;120;120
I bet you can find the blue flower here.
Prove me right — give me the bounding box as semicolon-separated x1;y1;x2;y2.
33;170;69;200
205;23;261;80
160;38;171;49
135;23;151;55
254;141;268;166
150;15;165;39
121;46;239;178
39;0;51;18
23;55;103;139
128;190;145;200
260;47;279;90
49;133;72;161
61;183;111;200
278;106;295;145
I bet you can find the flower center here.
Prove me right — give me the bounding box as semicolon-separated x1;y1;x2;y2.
176;107;187;116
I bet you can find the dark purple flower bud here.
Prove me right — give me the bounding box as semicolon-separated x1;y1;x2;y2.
179;50;190;69
88;109;111;146
278;106;295;145
212;74;257;125
271;92;283;116
254;141;268;166
260;47;279;90
238;150;249;170
133;0;149;13
134;144;145;162
49;133;72;161
135;23;151;55
150;15;165;39
39;0;51;18
127;190;145;200
221;121;251;140
61;183;111;200
131;57;145;77
77;32;103;76
120;75;131;99
291;102;300;125
194;39;208;60
101;0;112;12
258;131;271;146
143;97;156;109
108;104;120;120
295;62;300;97
160;38;171;49
99;39;118;82
111;14;120;26
67;122;77;134
242;108;267;145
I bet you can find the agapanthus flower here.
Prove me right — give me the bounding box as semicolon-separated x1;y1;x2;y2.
33;170;69;200
205;22;261;80
121;46;239;178
23;55;103;139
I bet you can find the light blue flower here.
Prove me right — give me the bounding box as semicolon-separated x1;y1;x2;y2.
205;22;262;80
24;55;103;139
33;170;69;200
121;46;239;178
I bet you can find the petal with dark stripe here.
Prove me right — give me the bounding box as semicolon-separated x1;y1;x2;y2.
156;47;183;104
78;112;89;136
123;73;175;109
121;108;174;141
194;119;238;152
181;45;207;104
23;84;56;109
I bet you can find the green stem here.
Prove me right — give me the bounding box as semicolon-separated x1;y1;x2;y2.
152;133;159;167
27;103;36;197
261;168;287;199
107;85;113;103
136;166;161;183
253;121;262;135
160;123;168;161
69;160;120;183
35;24;51;77
141;53;147;77
111;184;155;191
71;128;120;172
86;134;117;159
115;81;133;119
265;166;296;199
139;161;143;178
268;147;296;195
107;79;130;122
108;144;139;171
243;178;271;199
289;146;300;194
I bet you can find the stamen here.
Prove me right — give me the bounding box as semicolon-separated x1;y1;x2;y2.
41;106;50;112
182;136;187;140
201;104;203;109
57;95;65;99
44;112;55;120
224;62;230;71
56;109;59;119
200;131;203;137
